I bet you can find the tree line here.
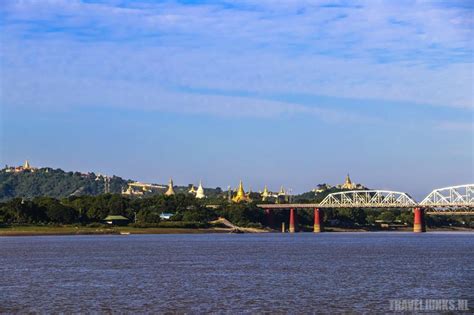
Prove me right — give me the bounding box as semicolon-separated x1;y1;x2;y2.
0;194;264;227
0;193;470;229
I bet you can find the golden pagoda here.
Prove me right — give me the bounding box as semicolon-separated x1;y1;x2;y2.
188;184;196;194
261;185;270;201
232;180;252;203
165;178;175;196
23;160;31;170
341;174;356;189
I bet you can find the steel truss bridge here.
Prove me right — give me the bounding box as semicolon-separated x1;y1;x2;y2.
420;184;474;215
258;184;474;214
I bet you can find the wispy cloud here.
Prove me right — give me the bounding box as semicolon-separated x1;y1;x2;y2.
437;121;474;132
1;0;473;118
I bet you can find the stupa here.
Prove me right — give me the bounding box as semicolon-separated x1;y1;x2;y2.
165;178;175;196
195;180;206;199
23;160;31;170
232;180;251;203
278;186;286;196
341;174;356;189
261;185;270;201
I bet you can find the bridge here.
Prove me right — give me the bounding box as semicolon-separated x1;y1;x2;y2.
257;184;474;233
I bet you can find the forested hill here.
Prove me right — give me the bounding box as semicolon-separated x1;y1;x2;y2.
0;168;128;201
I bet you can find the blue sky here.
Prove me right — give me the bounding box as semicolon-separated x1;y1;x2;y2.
0;0;473;199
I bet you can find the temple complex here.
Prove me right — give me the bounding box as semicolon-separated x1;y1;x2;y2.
232;180;252;203
165;178;175;196
122;185;143;196
4;160;37;173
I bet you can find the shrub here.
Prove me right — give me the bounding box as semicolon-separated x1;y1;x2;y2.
86;222;105;228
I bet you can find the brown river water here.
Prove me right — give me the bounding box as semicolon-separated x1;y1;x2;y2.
1;232;473;313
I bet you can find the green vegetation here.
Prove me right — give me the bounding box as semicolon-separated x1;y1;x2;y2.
0;167;225;201
0;193;265;228
0;168;128;201
1;192;471;232
0;168;471;232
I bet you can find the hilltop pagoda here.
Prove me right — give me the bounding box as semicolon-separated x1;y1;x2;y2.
341;174;357;189
23;160;31;170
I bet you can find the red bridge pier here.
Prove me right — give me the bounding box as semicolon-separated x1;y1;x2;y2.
413;207;426;233
289;208;296;233
314;208;322;233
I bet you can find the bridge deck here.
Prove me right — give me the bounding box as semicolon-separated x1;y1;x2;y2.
257;204;474;211
257;203;416;209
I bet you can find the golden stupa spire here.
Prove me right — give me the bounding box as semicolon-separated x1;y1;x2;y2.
237;180;245;196
165;178;175;196
341;173;356;189
232;180;251;203
23;160;31;169
345;174;352;185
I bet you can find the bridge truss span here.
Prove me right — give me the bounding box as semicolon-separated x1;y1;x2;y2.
420;184;474;214
319;190;417;208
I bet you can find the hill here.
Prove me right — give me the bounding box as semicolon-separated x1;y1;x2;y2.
0;164;225;202
0;167;128;201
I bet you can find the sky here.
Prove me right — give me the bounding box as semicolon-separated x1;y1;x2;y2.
0;0;473;199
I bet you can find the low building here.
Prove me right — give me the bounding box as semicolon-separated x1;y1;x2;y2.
103;215;130;226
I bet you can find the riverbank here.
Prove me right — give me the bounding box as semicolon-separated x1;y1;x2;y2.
0;225;471;236
0;225;237;236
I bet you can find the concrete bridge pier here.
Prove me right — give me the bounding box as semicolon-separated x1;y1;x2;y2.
289;208;296;233
314;208;322;233
413;207;426;233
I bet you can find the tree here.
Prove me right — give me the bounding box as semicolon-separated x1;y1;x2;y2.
378;211;395;223
182;207;217;223
136;206;161;224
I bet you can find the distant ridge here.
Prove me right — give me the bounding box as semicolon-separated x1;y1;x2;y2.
0;167;129;201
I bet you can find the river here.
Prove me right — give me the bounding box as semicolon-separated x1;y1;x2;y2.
1;232;472;313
